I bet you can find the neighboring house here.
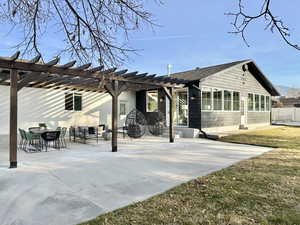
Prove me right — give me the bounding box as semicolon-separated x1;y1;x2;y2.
136;59;280;137
0;59;280;137
273;97;300;108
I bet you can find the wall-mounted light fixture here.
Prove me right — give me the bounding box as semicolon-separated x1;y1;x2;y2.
190;95;196;100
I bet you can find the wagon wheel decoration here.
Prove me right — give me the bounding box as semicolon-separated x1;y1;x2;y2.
147;111;166;136
125;109;147;138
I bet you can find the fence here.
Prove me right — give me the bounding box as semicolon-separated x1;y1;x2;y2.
272;108;300;122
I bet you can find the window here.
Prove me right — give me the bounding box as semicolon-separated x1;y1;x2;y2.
266;96;270;111
146;90;158;112
261;95;265;111
65;93;73;110
65;92;82;111
224;90;232;111
213;89;222;111
255;94;260;111
233;92;240;111
74;93;82;111
202;88;212;110
120;102;126;115
248;93;254;111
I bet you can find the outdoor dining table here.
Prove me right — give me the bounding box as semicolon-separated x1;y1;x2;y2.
30;129;58;134
29;129;61;151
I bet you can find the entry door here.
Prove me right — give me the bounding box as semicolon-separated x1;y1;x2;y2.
176;90;188;126
240;97;247;128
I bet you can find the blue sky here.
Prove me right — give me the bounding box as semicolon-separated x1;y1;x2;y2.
1;0;300;87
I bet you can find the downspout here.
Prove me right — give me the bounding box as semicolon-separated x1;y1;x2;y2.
192;84;208;138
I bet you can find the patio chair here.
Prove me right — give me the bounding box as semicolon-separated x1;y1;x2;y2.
125;109;147;138
18;129;26;151
147;111;165;136
41;131;61;151
22;130;42;152
59;127;67;148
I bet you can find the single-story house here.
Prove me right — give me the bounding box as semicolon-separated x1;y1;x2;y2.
0;59;279;138
136;59;280;137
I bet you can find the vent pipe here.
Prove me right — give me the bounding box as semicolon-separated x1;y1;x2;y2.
167;64;173;76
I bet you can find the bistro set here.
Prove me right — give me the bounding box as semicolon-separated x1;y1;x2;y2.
18;123;67;152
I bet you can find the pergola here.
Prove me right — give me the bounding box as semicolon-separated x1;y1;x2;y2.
0;52;188;168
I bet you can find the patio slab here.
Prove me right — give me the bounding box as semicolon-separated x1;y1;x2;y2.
0;136;272;225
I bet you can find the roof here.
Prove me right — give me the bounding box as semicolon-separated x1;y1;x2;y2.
170;59;280;96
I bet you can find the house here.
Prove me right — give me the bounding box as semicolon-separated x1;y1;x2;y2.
136;59;280;137
0;59;279;138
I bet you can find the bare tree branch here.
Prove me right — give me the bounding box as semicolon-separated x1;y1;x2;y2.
226;0;300;50
0;0;158;66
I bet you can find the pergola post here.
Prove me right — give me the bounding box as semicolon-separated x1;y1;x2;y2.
111;87;118;152
105;80;128;152
163;87;174;143
9;69;18;168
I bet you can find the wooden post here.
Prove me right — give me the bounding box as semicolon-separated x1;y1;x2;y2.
111;91;118;152
169;88;174;143
105;80;119;152
162;87;174;143
9;69;18;168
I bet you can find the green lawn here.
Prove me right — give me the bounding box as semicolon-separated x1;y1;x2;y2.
80;126;300;225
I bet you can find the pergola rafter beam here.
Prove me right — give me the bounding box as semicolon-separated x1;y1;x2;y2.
17;72;49;91
59;60;76;69
88;65;104;73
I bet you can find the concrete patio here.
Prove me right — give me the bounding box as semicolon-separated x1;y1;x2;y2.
0;136;272;225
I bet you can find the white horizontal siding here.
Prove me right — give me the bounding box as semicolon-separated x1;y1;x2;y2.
0;85;136;134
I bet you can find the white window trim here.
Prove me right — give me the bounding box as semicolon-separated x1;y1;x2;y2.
254;93;260;112
200;86;213;112
200;85;240;112
232;91;241;112
247;93;254;112
119;101;127;116
65;92;83;112
223;90;233;112
212;88;223;111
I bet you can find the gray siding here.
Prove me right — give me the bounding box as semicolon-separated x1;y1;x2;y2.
201;112;240;128
247;112;270;124
198;64;271;128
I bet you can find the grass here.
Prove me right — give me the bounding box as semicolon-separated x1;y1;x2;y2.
220;126;300;149
80;126;300;225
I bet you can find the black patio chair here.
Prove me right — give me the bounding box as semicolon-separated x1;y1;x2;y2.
41;131;61;151
125;109;147;138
